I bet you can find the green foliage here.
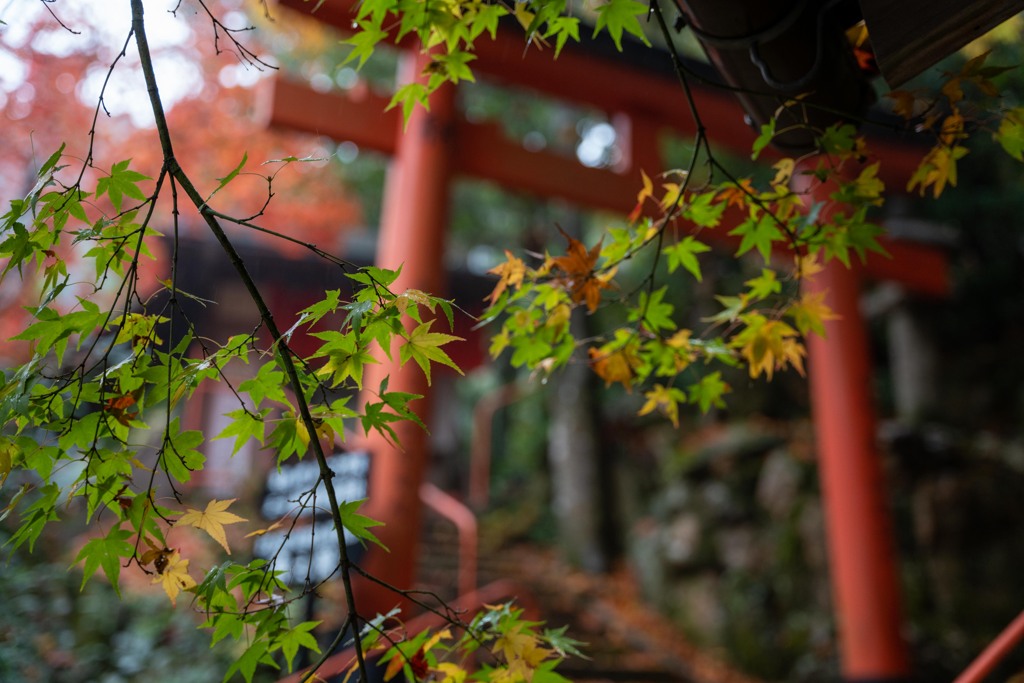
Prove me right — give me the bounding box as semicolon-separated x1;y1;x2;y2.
4;2;1024;682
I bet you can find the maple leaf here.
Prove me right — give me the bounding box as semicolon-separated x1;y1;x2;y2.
688;372;731;414
75;526;133;596
551;232;612;313
400;320;465;385
733;317;806;380
938;111;966;147
628;169;654;222
637;384;687;427
488;250;527;304
770;158;795;191
495;626;550;669
176;498;247;554
717;178;756;209
907;143;969;198
338;498;388;550
663;236;711;281
659;180;685;212
794;252;825;280
729;213;782;262
592;0;651;51
588;345;638;390
151;549;197;605
996;107;1024;161
786;290;840;337
314;336;379;390
435;662;468;683
851;162;884;206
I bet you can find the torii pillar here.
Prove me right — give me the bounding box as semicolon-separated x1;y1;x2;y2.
801;168;913;681
354;52;457;617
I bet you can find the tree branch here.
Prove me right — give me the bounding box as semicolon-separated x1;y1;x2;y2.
129;1;369;679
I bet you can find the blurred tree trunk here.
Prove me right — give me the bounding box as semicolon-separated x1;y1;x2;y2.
547;312;615;573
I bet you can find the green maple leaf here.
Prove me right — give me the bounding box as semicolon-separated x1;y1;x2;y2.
545;16;580;57
593;0;650;51
995;107;1024;161
223;639;276;683
387;82;430;127
161;422;206;483
75;526;134;596
684;191;726;228
629;287;675;333
96;159;150;212
729;213;782;261
273;621;321;673
664;236;711;280
745;268;782;299
344;21;389;69
703;294;749;325
688;371;730;414
338;498;388;550
469;2;506;41
238;361;288;408
399;320;464;385
311;332;379;389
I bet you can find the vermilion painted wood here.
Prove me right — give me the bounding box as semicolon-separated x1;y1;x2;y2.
954;609;1024;683
348;52;457;618
803;245;911;678
266;77;950;296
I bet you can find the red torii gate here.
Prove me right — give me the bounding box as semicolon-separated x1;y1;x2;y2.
270;2;951;679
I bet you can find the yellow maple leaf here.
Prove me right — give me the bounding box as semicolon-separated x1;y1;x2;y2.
907;143;969;198
152;549;196;605
176;498;247;554
488;250;527;305
244;518;285;539
659;181;684;212
435;662;467;683
938;111;966;147
735;318;806;380
494;627;550;669
770;158;795;191
795;252;824;280
628;169;654;222
852;162;884;206
638;384;684;427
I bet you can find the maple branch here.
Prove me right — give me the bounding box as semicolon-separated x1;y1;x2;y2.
130;1;369;680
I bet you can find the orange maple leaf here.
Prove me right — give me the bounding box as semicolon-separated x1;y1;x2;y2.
717;178;756;209
551;231;612;313
588;346;638;390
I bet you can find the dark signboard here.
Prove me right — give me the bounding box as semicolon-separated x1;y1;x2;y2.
253;450;370;585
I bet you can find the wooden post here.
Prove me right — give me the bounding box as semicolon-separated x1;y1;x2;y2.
355;51;456;616
803;257;912;681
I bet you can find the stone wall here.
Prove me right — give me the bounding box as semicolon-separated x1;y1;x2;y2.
626;419;1024;681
